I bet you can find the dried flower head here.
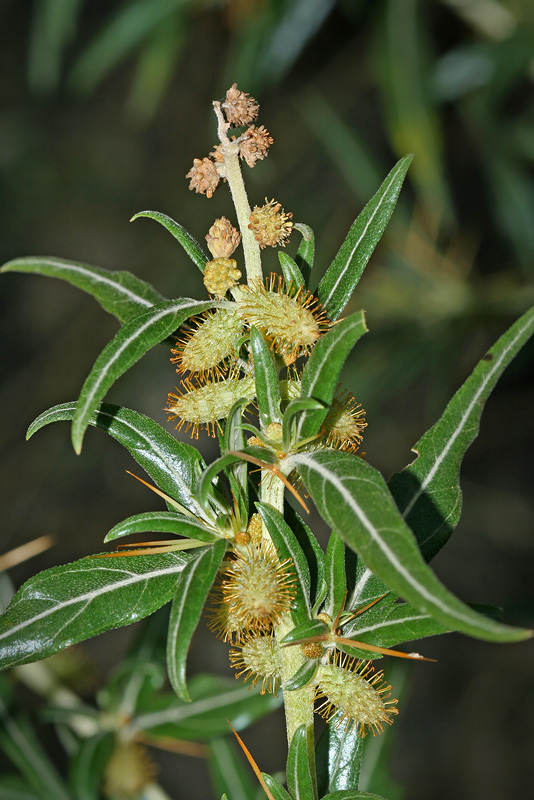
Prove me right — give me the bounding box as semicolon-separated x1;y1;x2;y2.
239;125;274;168
205;217;241;258
203;258;242;297
222;83;259;127
166;374;256;438
248;198;293;249
238;273;330;362
221;541;296;633
186;157;220;198
229;633;281;695
321;391;367;453
315;651;398;736
171;309;244;378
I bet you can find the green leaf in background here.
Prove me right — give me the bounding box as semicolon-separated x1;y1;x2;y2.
316;711;364;796
0;551;190;669
208;737;256;800
131;209;210;272
294;222;315;287
287;724;318;800
130;674;280;740
27;402;210;522
317;155;412;321
71;297;213;453
104;511;218;542
166;540;226;700
324;531;346;620
69;732;115;800
279;251;306;290
0;775;40;798
257;502;312;622
250;326;283;427
296;310;368;442
0;700;72;800
293;449;531;643
0;257;166;324
389;303;534;561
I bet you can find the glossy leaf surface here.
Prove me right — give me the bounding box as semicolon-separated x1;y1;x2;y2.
287;724;318;800
294;222;315;287
317;155;412;320
324;531;347;620
316;712;364;796
279;250;305;290
28;402;209;521
250;326;282;427
0;551;190;669
131;210;210;272
262;773;293;800
71;298;213;452
166;540;226;700
1;257;165;323
104;511;218;543
296;310;367;441
294;450;531;642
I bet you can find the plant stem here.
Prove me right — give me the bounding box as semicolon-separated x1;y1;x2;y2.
260;474;315;745
213;102;263;285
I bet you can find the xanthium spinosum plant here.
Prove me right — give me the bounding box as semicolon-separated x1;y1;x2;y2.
1;84;533;799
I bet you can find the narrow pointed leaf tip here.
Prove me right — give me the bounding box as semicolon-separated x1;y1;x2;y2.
131;210;210;272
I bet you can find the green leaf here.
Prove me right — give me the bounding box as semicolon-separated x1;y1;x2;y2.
257;502;312;622
0;701;72;800
166;540;226;700
280;619;330;647
285;504;326;611
250;327;282;427
316;712;364;796
279;251;305;290
198;447;276;508
0;775;40;798
261;773;293;800
0;257;165;323
69;733;115;800
208;737;256;800
131;674;280;740
293;450;531;643
28;402;210;522
131;210;210;272
324;532;347;620
317;156;412;320
296;311;368;441
0;551;190;669
71;298;213;453
222;400;250;522
287;724;318;800
320;792;389;799
283;657;318;691
389;304;534;561
283;397;325;451
294;222;315;287
104;511;218;543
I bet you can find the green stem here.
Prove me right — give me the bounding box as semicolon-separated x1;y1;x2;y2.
260;475;315;746
213;101;263;285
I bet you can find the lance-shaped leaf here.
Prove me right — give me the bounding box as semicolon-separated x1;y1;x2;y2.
28;402;209;521
293;450;531;643
69;732;115;800
104;511;218;542
324;531;347;620
261;774;293;800
166;540;226;701
294;222;315;287
131;210;210;272
320;792;388;799
296;311;368;441
1;257;165;323
283;658;319;692
287;724;318;800
389;304;534;562
257;502;312;622
71;298;213;453
317;155;412;320
250;327;282;427
208;737;256;800
0;551;191;670
130;674;280;740
316;711;364;796
279;251;305;290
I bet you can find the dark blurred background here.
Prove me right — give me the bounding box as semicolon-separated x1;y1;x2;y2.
1;1;534;798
